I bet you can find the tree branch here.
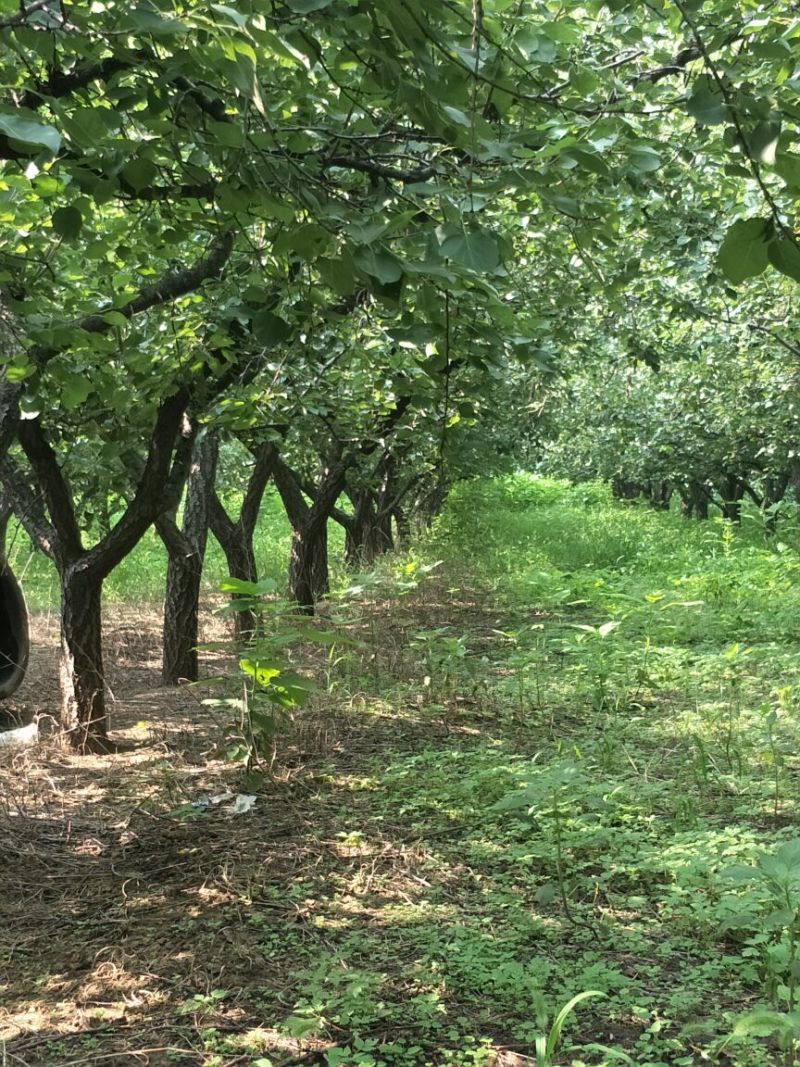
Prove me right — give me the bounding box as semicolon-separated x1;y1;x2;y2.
67;231;235;344
17;417;83;567
83;390;190;580
0;455;56;559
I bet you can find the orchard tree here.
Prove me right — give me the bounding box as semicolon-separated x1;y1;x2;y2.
3;0;772;749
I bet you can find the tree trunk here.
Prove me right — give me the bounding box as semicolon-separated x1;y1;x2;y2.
718;475;745;523
392;504;411;545
288;520;329;614
762;472;789;536
209;440;276;642
158;433;218;685
682;481;709;520
611;477;642;501
216;525;259;638
342;491;386;568
161;549;204;685
648;480;672;510
274;454;346;613
60;564;109;753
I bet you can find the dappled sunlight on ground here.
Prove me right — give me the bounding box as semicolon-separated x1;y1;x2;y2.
2;503;800;1066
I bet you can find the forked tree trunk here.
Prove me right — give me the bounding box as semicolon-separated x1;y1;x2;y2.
3;395;193;751
274;455;346;613
341;491;386;568
288;520;329;613
0;236;234;751
718;475;745;523
158;433;218;685
60;564;108;752
209;440;276;642
648;480;672;510
681;481;709;520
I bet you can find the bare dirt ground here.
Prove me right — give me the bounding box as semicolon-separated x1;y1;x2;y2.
0;593;522;1067
0;607;347;1067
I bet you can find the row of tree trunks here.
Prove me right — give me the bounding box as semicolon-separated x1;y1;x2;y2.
3;393;192;751
3;419;442;750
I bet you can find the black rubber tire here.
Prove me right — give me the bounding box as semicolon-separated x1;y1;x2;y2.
0;556;29;700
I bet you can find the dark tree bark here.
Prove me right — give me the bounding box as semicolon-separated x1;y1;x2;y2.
647;480;672;510
679;481;710;520
611;477;644;501
156;431;219;685
0;492;29;704
416;478;449;527
718;474;746;523
60;563;105;751
273;454;348;613
208;439;276;640
2;394;191;751
336;490;391;568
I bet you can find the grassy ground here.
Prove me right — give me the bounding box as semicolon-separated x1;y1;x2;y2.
3;477;800;1066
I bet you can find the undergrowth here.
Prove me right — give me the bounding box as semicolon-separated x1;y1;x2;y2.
7;475;800;1066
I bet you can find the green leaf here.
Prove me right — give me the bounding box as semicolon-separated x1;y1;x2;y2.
629;146;662;174
273;222;329;260
686;80;727;125
730;1010;794;1039
126;8;185;34
0;110;61;154
251;309;292;346
354;245;404;284
318;254;357;296
775;152;800;188
440;227;501;272
774;839;800;870
219;577;277;596
747;121;780;165
285;0;332;10
547;992;605;1058
717;218;771;283
768;237;800;283
61;372;91;409
51;205;83;239
121;157;158;192
210;3;248;27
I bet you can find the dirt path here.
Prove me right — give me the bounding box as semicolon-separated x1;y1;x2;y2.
1;591;529;1067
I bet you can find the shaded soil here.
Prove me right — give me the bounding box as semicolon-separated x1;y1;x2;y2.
0;599;538;1067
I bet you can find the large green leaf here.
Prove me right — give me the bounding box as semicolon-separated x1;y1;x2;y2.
51;205;83;239
767;237;800;283
121;157;158;192
440;227;501;272
0;111;61;154
686;79;727;125
775;152;800;188
354;245;404;284
716;218;771;283
285;0;332;10
251;310;292;346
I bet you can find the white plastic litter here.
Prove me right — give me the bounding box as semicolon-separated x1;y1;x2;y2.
0;720;38;749
229;793;257;815
189;791;256;815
